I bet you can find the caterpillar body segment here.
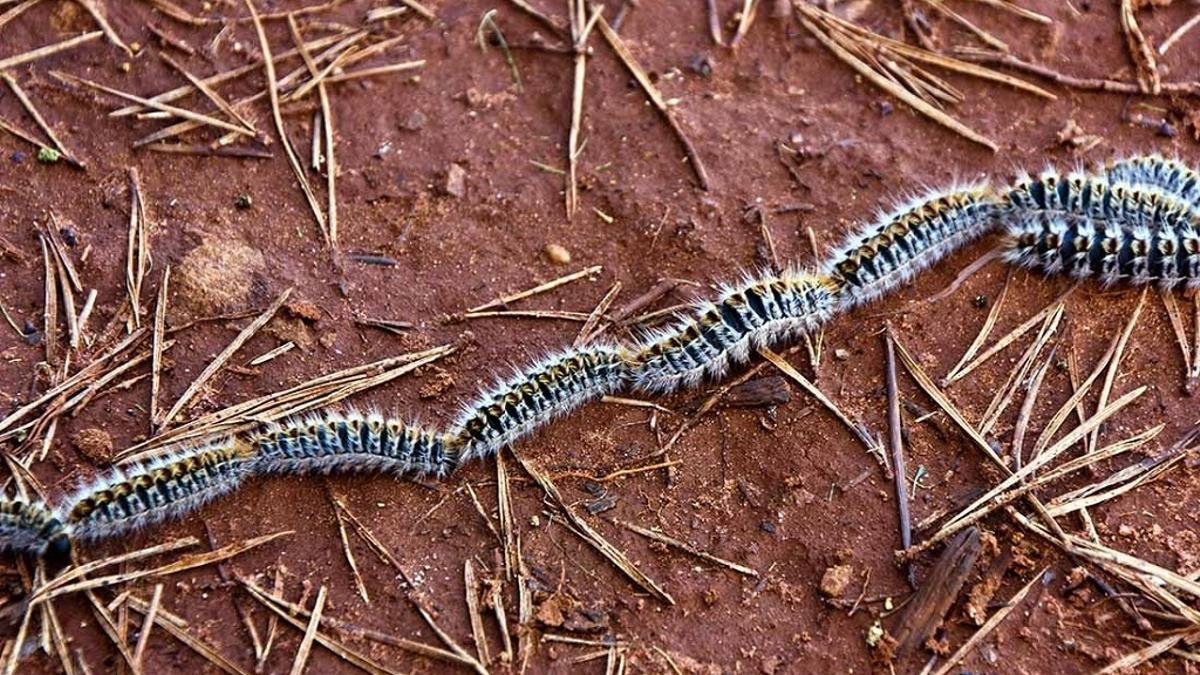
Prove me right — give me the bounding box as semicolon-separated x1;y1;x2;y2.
449;346;631;461
823;184;1000;308
63;439;254;543
1001;169;1195;234
249;412;460;478
1105;154;1200;211
630;270;837;392
0;499;69;558
1001;210;1200;288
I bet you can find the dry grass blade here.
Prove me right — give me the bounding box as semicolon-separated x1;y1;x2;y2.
884;328;912;556
125;595;250;675
44;537;198;598
805;5;1053;99
1120;0;1161;94
119;344;453;460
915;0;1008;51
0;0;41;31
159;288;291;428
468;265;601;312
792;4;996;150
946;283;1075;385
1160;289;1193;385
497;450;516;579
462;309;592;322
565;0;601;220
242;0;328;243
243;577;473;669
516;452;675;604
0;31;102;70
1048;425;1199;516
39;531;290;602
1192;295;1200;392
1010;339;1056;469
53;71;253;137
1030;328;1121;460
289;586;327;675
132;584;164;672
149;266;170;428
1088;287;1146;454
962;0;1050;23
125;168;149;329
159;53;258;133
729;0;758;49
1104;633;1195;674
596;16;711;189
3;74;82;167
611;518;758;577
759;346;887;470
112;33;352;117
917;418;1155;554
329;499;488;674
240;582;400;675
333;504;369;603
574;282;621;346
977;302;1063;435
930;568;1045;675
288;15;338;247
39;235;59;366
1160;11;1200;55
464;560;491;665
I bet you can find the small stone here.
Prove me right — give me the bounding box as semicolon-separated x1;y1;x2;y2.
234;194;253;209
401;110;427;131
833;348;851;361
973;294;989;308
530;515;540;527
72;428;114;464
686;53;714;78
444;163;467;198
759;520;776;534
544;244;571;266
36;147;60;163
11;150;27;164
819;564;853;597
129;41;142;53
119;62;132;73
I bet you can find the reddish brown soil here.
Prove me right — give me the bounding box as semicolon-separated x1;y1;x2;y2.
2;0;1200;673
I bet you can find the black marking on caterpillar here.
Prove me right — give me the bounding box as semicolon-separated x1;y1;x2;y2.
630;270;836;392
62;438;253;543
823;183;999;308
0;499;69;559
1105;154;1200;211
449;346;630;461
250;411;459;478
1001;208;1200;288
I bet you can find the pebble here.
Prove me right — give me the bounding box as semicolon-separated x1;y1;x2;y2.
834;348;851;361
544;243;571;265
445;163;466;198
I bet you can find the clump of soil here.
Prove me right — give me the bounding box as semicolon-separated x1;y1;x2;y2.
71;428;113;465
172;238;266;319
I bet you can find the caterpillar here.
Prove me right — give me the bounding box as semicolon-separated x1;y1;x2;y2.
1000;168;1195;234
822;183;1000;309
62;438;254;545
9;153;1200;561
629;270;836;392
250;411;459;478
0;499;69;559
449;346;631;460
1104;154;1200;211
1000;209;1200;288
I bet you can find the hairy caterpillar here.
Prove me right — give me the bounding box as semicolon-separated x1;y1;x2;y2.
822;184;1000;308
1000;209;1200;288
630;270;836;392
449;346;631;460
250;411;459;478
0;499;69;558
8;153;1200;561
1105;154;1200;211
1000;169;1194;234
63;439;254;544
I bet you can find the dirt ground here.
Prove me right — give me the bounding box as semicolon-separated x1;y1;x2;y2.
2;0;1200;672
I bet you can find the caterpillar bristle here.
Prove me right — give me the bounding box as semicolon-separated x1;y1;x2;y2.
630;269;836;393
823;183;999;309
62;438;253;543
449;346;630;461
